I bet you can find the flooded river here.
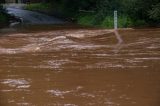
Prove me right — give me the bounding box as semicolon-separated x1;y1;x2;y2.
0;27;160;106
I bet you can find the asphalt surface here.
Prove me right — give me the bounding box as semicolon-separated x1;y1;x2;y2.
6;7;64;25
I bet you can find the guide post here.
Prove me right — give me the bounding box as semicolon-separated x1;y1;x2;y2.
113;10;123;45
114;10;118;30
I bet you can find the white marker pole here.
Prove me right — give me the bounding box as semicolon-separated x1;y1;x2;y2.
114;10;118;30
114;10;123;44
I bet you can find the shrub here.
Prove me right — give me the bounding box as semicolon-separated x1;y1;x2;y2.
25;3;53;12
0;4;9;27
77;14;94;26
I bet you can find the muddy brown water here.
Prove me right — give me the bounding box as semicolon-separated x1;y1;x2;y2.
0;27;160;106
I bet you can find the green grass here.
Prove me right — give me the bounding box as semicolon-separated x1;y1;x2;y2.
24;3;66;17
101;15;133;28
25;3;53;12
77;13;133;28
101;16;114;28
77;14;95;26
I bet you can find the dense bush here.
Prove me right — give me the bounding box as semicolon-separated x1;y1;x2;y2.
0;4;10;27
128;0;160;26
149;3;160;25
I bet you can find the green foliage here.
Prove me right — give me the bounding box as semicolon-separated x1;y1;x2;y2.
27;0;160;27
128;0;159;24
0;4;9;27
72;0;160;27
149;3;160;21
77;14;94;26
0;5;7;24
101;15;133;28
101;16;114;28
0;13;8;22
25;3;53;11
77;13;133;28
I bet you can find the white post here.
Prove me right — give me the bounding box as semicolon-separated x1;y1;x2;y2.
113;10;123;44
114;10;118;30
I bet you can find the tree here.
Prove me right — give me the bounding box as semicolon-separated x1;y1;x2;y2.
149;3;160;21
128;0;159;23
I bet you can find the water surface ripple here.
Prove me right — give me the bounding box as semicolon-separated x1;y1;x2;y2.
0;28;160;106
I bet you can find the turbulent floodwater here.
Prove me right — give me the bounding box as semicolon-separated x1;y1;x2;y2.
0;27;160;106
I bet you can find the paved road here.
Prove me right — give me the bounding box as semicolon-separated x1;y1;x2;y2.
6;7;64;25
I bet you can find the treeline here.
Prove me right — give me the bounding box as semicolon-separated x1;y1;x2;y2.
47;0;160;27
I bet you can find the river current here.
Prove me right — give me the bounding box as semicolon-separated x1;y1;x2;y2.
0;27;160;106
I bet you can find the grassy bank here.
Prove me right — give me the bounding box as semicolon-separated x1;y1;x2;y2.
76;13;134;28
25;3;54;15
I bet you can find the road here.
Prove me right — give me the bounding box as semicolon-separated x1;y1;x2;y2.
6;7;64;25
